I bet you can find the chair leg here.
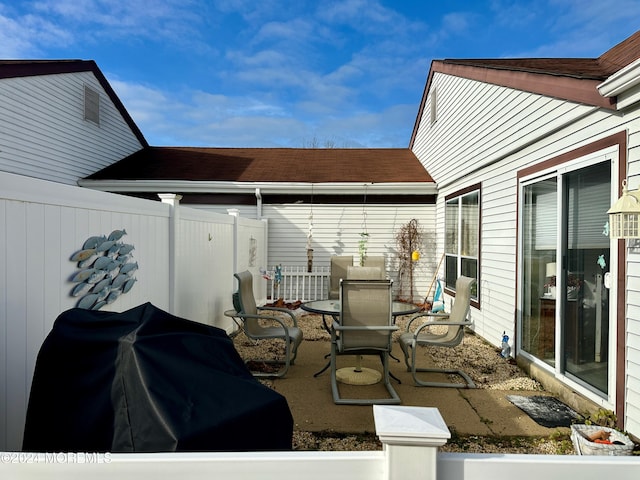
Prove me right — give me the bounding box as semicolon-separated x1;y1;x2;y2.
408;346;475;388
245;338;294;378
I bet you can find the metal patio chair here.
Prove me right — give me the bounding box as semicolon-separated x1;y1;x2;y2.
330;278;400;404
398;276;476;388
233;270;303;378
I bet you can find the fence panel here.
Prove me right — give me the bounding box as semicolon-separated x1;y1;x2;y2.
0;172;266;451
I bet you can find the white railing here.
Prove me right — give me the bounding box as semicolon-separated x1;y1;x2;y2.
267;265;330;302
3;405;638;480
266;265;408;303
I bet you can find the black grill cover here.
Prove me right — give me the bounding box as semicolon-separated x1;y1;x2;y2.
23;302;293;452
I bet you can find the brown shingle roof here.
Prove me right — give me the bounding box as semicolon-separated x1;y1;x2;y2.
86;147;433;184
439;58;610;80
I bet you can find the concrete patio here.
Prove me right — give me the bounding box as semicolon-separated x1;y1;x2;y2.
233;312;570;440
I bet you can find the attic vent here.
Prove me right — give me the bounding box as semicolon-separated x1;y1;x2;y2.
84;85;100;125
430;86;437;125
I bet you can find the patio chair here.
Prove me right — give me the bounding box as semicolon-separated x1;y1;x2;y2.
330;278;400;405
329;255;353;299
347;265;382;280
233;270;303;378
362;256;386;279
398;276;476;388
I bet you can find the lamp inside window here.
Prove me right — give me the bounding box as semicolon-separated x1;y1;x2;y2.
608;179;640;239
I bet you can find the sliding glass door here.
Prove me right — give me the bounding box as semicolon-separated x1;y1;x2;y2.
520;160;611;396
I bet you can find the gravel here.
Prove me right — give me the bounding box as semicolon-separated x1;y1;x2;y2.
232;309;576;454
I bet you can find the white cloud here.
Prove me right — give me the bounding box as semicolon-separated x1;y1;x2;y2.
0;7;74;57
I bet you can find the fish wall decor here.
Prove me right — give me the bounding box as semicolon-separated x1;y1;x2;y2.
69;229;138;310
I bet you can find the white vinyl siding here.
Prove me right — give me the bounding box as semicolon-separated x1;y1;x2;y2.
0;72;143;185
195;202;437;302
412;69;640;437
412;73;601;187
625;115;640;436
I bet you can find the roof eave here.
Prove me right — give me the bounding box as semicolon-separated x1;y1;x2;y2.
597;58;640;107
410;60;617;148
77;179;438;196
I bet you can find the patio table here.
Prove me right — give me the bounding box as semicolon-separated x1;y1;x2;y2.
301;299;420;331
300;299;420;382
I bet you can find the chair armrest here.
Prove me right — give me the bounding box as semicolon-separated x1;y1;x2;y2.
257;306;299;326
405;311;450;330
239;312;292;329
413;318;473;335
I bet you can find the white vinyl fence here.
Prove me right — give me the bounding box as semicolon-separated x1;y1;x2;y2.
0;172;267;451
2;405;638;480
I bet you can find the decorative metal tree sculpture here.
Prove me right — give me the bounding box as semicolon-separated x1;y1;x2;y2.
395;219;423;302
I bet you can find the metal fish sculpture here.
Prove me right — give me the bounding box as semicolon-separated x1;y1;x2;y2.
78;256;97;269
106;266;121;279
119;262;138;276
108;229;127;241
107;243;121;257
92;278;112;294
83;235;106;250
71;282;92;297
92;300;107;311
104;260;120;273
71;232;138;310
77;293;99;309
122;277;137;294
111;273;129;290
72;268;97;283
96;287;110;301
87;270;107;284
70;248;96;262
106;290;121;304
92;256;113;271
116;254;132;264
96;240;117;253
118;244;135;255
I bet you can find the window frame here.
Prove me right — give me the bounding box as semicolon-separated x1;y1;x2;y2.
444;183;481;309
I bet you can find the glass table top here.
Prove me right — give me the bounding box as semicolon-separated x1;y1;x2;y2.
301;299;420;316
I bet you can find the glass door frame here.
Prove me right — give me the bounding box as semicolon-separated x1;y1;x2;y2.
516;145;620;409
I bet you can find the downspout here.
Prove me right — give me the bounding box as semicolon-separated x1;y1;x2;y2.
255;187;262;220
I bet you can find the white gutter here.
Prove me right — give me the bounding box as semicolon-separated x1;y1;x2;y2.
597;57;640;109
77;179;438;196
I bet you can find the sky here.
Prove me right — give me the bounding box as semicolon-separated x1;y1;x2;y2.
1;1;639;148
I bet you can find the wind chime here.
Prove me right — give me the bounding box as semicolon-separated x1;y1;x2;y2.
359;184;369;265
306;184;314;272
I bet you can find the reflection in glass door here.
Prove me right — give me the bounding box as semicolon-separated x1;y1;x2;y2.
521;160;611;396
563;163;610;394
522;178;557;365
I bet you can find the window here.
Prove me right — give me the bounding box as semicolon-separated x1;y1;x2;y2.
445;185;480;305
84;85;100;125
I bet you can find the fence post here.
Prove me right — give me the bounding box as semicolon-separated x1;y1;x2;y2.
374;405;450;480
159;194;182;314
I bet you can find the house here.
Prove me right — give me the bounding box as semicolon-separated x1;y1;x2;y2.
409;30;640;436
0;60;146;185
78;30;640;437
79;147;440;299
2;29;640;443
